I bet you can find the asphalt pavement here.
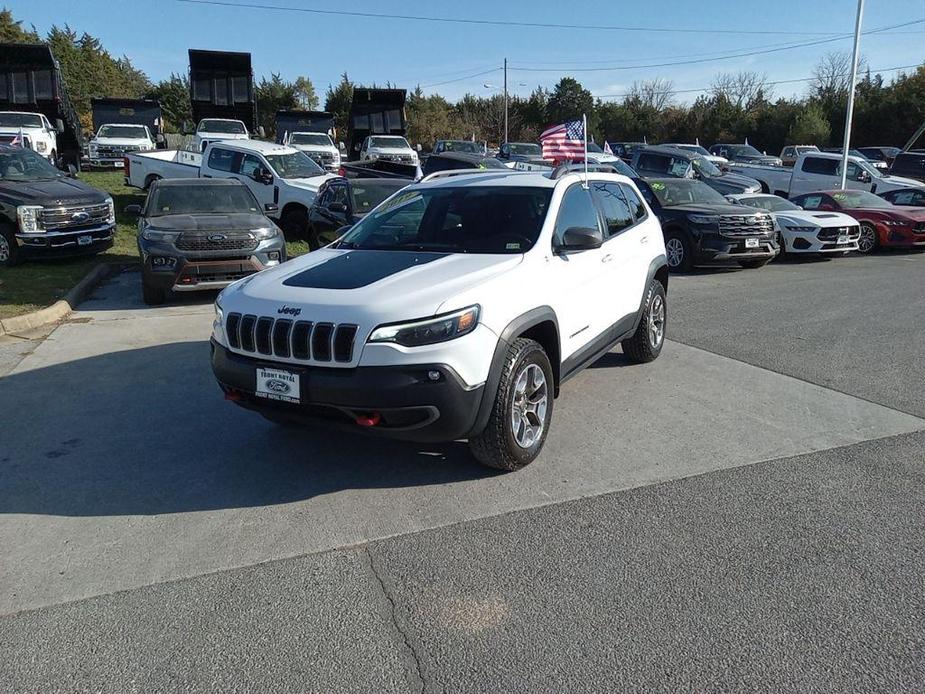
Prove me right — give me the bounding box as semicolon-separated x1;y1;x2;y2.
2;254;924;692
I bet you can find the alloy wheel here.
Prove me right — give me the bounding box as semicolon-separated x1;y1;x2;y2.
510;363;548;449
858;224;876;253
665;237;684;268
648;294;666;348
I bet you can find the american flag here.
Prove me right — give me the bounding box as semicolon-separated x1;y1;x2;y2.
540;119;585;161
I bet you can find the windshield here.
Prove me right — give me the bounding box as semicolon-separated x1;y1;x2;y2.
199;120;246;134
441;141;482;153
647;179;727;207
737;195;800;212
370;136;410;149
831;190;893;209
336;186;552;254
98;125;148;139
265;151;324;179
146;184;260;217
674;144;711;156
731;145;763;157
290;132;332;146
691;156;722;177
508;143;541;156
0;113;43;128
349;181;408;214
0;147;63;181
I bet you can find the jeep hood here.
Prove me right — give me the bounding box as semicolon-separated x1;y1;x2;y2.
226;249;522;325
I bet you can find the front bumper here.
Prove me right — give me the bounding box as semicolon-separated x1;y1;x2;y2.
15;224;115;259
880;224;925;248
784;226;861;254
211;340;484;442
694;231;779;264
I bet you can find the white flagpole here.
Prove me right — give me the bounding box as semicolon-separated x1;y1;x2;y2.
583;114;588;187
840;0;865;189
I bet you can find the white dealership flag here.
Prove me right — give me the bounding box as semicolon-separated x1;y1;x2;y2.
604;141;614;155
10;127;23;147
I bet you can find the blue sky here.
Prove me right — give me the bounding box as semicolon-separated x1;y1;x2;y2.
7;0;924;103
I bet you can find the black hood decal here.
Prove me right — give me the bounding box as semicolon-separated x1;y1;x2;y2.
282;250;446;290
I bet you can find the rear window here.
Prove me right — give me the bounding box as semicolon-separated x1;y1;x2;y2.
802;157;839;175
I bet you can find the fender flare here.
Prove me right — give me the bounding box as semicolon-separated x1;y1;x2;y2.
629;254;669;335
468;306;560;437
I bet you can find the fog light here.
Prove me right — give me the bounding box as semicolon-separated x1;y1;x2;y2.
151;256;176;267
268;251;280;261
427;370;442;382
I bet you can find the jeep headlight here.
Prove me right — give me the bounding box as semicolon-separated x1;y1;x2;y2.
17;205;44;233
368;305;480;347
212;301;226;344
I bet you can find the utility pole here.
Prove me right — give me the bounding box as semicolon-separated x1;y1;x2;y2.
503;58;508;145
839;0;865;189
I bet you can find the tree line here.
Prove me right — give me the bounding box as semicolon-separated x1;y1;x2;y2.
1;9;922;150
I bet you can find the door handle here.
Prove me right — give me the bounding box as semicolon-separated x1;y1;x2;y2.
601;253;614;263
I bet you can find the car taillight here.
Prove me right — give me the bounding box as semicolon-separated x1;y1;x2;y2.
124;156;130;176
338;166;345;176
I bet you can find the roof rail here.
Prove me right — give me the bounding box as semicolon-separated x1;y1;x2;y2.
549;162;626;180
419;168;512;182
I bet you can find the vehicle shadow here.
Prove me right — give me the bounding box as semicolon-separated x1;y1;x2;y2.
0;341;495;518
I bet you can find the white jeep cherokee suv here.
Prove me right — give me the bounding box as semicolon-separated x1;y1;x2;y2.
211;169;669;470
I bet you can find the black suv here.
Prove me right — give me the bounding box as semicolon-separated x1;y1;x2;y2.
889;151;925;183
631;145;761;195
636;177;778;271
708;143;782;167
0;144;115;266
307;176;409;248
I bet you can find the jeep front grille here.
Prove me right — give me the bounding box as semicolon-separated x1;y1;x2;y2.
718;213;774;236
226;313;358;364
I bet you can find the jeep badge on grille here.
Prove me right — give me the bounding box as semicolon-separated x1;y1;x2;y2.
278;306;302;316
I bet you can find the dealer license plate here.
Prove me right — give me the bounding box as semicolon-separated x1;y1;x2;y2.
77;235;92;246
838;234;849;245
255;368;300;403
745;237;759;248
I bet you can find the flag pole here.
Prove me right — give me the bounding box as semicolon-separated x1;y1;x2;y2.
583;114;588;188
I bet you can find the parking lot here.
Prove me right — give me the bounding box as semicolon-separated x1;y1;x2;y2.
2;251;924;692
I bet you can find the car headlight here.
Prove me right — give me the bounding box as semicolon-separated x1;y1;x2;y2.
784;225;817;232
89;144;98;154
105;197;115;224
884;220;909;227
688;214;719;224
141;228;180;242
17;205;44;232
252;226;279;240
368;305;480;347
36;141;47;153
212;301;226;343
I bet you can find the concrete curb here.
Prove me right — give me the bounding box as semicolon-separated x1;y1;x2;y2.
0;263;116;337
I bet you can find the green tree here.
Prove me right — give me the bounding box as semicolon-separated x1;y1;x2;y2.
406;86;458;150
546;77;595;130
293;76;319;110
0;7;38;42
146;73;191;133
788;102;831;146
324;72;354;142
255;73;299;138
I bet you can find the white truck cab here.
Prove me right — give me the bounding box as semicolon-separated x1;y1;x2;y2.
210;169;669;470
0;111;59;162
284;131;341;172
194;118;250;152
88;123;156;167
359;135;418;165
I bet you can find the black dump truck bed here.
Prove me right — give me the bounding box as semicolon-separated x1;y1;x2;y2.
188;49;256;131
346;88;407;159
275;110;335;144
0;42;83;167
91;98;162;135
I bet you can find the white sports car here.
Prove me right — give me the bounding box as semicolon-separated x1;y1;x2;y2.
727;193;860;257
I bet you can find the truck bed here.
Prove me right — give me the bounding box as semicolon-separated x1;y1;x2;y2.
125;149;202;188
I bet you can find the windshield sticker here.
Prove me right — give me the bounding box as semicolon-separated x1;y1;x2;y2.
832;193;847;201
650;182;665;191
506;242;521;250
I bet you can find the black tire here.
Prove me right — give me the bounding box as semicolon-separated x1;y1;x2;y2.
143;174;161;191
0;224;20;267
469;338;554;472
622;279;667;364
141;277;166;305
280;207;310;243
664;229;692;273
738;258;770;269
857;222;879;254
776;232;788;262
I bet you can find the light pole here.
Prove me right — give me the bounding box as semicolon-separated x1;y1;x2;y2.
839;0;865;189
485;73;527;145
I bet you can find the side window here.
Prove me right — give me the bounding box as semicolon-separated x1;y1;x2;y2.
891;191;914;205
799;195;823;210
207;148;239;173
620;184;648;221
316;184;330;206
591;182;634;238
330;184;348;206
636;153;668;173
553;185;602;245
801;157;838;175
238;153;262;177
783;147;794;158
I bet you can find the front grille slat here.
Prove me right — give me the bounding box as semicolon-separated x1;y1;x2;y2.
228;315;357;365
718;213;774;237
41;203;111;231
176;233;257;252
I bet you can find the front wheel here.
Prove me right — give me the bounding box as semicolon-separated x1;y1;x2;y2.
622;279;667;363
0;225;20;267
776;232;788;261
664;230;692;273
857;223;879;254
469;338;554;472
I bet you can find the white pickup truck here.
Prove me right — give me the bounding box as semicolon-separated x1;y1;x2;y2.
284;131;341;172
124;140;338;238
728;151;924;198
87;123;157;168
0;111;60;162
193;118;252;153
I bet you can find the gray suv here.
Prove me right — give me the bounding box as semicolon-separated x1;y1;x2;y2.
128;178;286;305
631;145;762;195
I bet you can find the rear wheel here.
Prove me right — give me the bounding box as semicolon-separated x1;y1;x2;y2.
776;231;788;261
469;338;554;471
0;225;20;267
664;230;692;273
622;279;667;363
857;222;878;254
143;174;161;191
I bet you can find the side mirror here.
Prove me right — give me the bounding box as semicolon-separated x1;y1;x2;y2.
124;204;142;215
155;133;166;145
857;170;871;183
328;201;347;214
558;226;603;252
338;141;346;152
416;143;422;152
264;202;279;213
55;118;64;134
253;167;273;185
257;126;266;138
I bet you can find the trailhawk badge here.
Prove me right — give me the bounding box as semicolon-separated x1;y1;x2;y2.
255;368;300;403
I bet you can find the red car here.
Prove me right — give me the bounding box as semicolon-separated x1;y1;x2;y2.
790;189;925;254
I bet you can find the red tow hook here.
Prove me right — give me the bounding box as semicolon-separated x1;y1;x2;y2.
356;412;382;427
224;388;243;402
